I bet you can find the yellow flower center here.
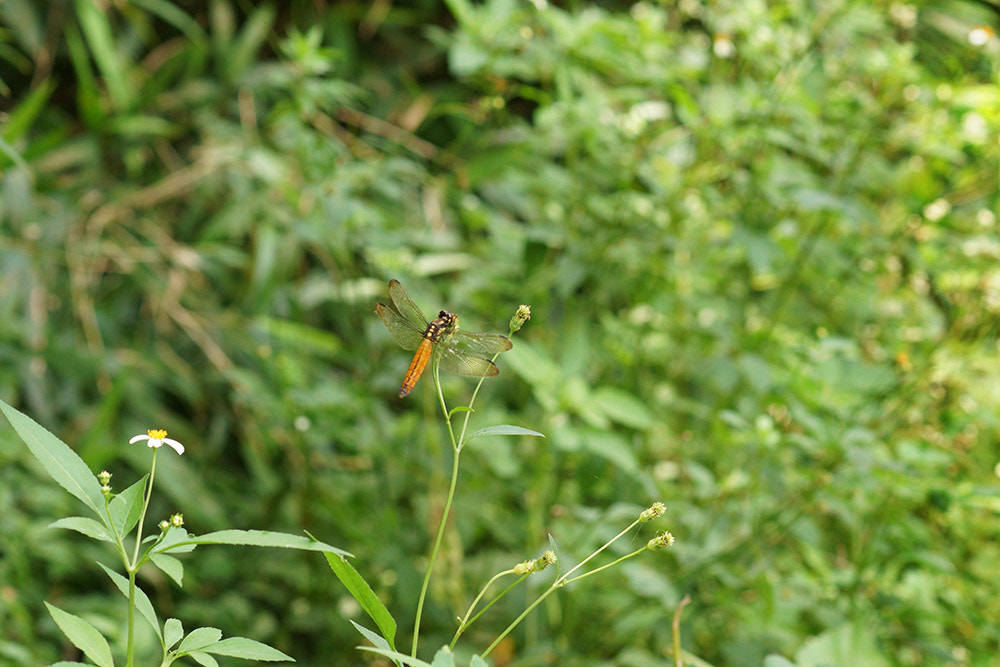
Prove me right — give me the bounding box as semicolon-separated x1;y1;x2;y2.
148;429;168;440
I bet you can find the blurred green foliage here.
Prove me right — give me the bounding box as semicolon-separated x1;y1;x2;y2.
1;0;998;664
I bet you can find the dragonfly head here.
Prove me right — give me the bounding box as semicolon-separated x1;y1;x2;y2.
438;310;458;329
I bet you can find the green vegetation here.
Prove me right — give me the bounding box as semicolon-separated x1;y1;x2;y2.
1;0;997;664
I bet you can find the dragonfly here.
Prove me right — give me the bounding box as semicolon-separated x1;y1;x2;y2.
376;279;513;398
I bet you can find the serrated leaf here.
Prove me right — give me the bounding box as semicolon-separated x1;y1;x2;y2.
165;618;184;649
158;529;351;558
186;652;219;667
45;602;114;667
155;526;197;553
430;646;456;667
466;425;545;443
357;647;434;667
150;552;185;587
49;517;112;542
179;627;223;651
108;475;147;538
448;405;473;418
327;554;396;650
349;621;391;652
97;563;162;641
201;637;293;661
592;387;655;430
0;399;105;517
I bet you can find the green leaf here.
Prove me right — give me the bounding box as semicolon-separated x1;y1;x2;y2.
327;554;396;650
349;620;392;652
49;517;112;542
129;0;207;45
186;652;219;667
227;4;276;81
45;602;114;667
155;526;197;553
161;529;352;558
794;622;890;667
591;387;655;430
75;0;132;110
580;430;638;473
164;618;184;649
201;637;293;661
430;646;456;667
1;77;55;143
108;475;147;538
63;20;103;125
96;563;162;641
0;399;105;518
466;425;546;442
178;627;223;651
357;647;434;667
150;552;185;587
447;405;474;418
470;656;488;667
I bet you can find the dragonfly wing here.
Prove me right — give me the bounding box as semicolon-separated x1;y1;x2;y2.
376;303;425;350
387;279;429;331
450;330;513;356
435;345;499;378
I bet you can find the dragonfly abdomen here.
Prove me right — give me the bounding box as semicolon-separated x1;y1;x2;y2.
398;311;457;397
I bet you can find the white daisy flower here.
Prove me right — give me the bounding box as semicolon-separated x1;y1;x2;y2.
129;429;185;455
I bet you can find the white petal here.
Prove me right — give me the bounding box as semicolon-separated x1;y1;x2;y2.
147;438;163;448
162;438;185;455
129;434;151;444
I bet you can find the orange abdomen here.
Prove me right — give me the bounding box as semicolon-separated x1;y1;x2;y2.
400;338;433;397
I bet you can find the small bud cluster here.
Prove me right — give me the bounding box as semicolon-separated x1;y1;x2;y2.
509;305;531;334
98;470;112;495
640;502;666;522
513;550;558;575
646;531;675;550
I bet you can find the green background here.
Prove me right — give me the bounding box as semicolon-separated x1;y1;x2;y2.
1;0;998;664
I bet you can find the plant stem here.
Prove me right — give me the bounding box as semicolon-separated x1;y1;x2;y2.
411;360;461;657
131;451;158;568
126;450;158;665
483;518;644;657
127;570;137;667
450;569;523;649
411;332;512;655
673;594;691;667
563;547;645;585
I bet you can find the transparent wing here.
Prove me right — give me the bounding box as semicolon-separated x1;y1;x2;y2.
435;345;500;378
387;279;429;331
376;303;425;350
448;330;513;356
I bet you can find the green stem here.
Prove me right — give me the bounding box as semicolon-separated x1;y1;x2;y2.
563;547;645;585
463;573;527;632
483;518;643;657
482;582;556;657
127;570;137;667
411;324;515;656
560;519;641;581
450;570;523;649
411;360;461;658
131;451;158;568
126;449;158;666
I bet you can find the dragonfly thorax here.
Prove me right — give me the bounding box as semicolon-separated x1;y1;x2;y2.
425;310;458;342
